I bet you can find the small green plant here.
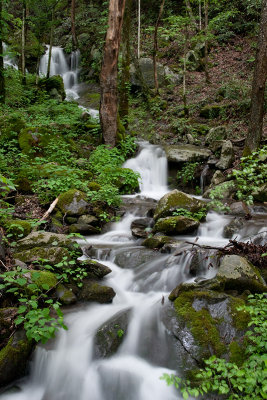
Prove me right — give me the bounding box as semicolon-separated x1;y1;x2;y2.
172;208;207;222
209;181;235;212
177;163;199;186
161;293;267;400
117;329;124;338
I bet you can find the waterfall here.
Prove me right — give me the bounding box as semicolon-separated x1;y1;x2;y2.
39;45;80;101
3;43;18;70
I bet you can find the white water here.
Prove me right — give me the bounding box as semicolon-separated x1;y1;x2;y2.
3;43;18;70
0;144;232;400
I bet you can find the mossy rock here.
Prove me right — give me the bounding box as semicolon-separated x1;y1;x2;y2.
0;330;33;387
205;126;227;144
15;232;80;254
88;181;101;192
77;259;111;279
3;219;32;240
199;104;225;119
154;190;205;221
38;76;66;101
56;284;77;305
68;223;100;235
14;175;33;193
153;216;199;235
79;281;116;303
116;115;126;143
18;127;52;156
57;189;88;216
31;270;58;289
13;246;71;265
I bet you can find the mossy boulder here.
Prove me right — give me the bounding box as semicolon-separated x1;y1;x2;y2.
77;259;112;279
142;235;175;250
13;246;71;265
15;231;78;252
216;140;235;170
205;126;227;144
154;190;205;221
38;76;66;101
3;219;32;239
252;183;267;202
57;189;88;216
69;223;100;235
77;215;99;226
18;127;53;156
56;284;77;305
0;330;33;387
164;145;211;163
79;281;116;303
31;270;58;289
217;255;266;293
131;217;153;238
153;216;199;235
93;309;130;359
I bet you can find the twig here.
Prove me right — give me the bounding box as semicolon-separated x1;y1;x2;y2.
0;259;9;271
34;197;59;231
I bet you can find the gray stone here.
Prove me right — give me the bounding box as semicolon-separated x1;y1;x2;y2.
77;259;112;279
15;232;75;252
210;170;226;186
153;216;199;235
69;223;100;235
223;218;244;238
154;189;205;221
205;126;227;145
79;281;116;303
229;202;250;216
164;144;211;163
114;246;159;268
93;309;130;359
252;183;267;203
56;284;77;305
13;246;71;265
130;217;153;238
217;255;266;293
216;140;235;170
77;215;99;226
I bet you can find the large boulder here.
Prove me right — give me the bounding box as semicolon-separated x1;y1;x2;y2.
154;190;205;221
205;126;227;145
114;246;159;269
15;231;76;252
68;223;100;235
217;255;266;293
13;246;71;265
57;189;89;216
0;330;33;387
79;281;116;303
164;145;211;163
93;309;130;359
130;58;182;89
153;216;199;235
77;259;112;279
216;140;235;170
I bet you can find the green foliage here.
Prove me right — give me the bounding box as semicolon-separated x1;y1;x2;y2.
232;146;267;205
209;181;235;212
0;267;67;343
161;294;267;400
172;207;207;222
177;162;199;185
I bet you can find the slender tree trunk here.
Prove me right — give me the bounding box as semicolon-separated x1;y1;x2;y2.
100;0;126;147
244;0;267;154
199;0;202;30
47;7;55;79
183;19;189;116
204;0;210;84
21;0;26;84
153;0;165;95
119;0;132;128
71;0;78;49
185;0;198;31
0;0;5;103
137;0;140;58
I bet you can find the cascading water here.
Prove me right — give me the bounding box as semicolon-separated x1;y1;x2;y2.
3;43;18;70
39;46;80;101
0;144;233;400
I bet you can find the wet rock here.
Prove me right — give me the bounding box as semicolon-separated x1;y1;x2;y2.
252;183;267;202
114;247;159;269
217;255;266;293
77;215;99;226
68;223;100;235
142;235;178;250
154;189;205;221
77;259;112;279
0;330;33;387
79;281;116;303
153;216;199;235
15;231;76;252
130;217;153;238
164;144;211;163
56;284;77;305
216;140;235;170
223;218;244;238
57;189;89;216
93;309;130;359
120;196;157;218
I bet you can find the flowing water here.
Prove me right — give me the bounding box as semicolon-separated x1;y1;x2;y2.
3;43;18;70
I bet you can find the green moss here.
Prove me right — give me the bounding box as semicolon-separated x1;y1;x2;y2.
116;114;126;143
88;181;101;191
4;219;32;239
18;127;53;156
229;297;250;331
229;341;246;366
57;189;87;215
174;291;226;357
32;270;58;289
14;246;71;265
38;76;66;100
153;216;199;235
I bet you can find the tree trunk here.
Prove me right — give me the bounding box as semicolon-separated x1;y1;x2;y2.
100;0;126;147
185;0;198;31
0;0;5;104
204;0;210;84
244;0;267;154
153;0;165;95
183;18;189;116
137;0;140;58
71;0;78;49
47;7;55;79
21;0;26;84
199;0;202;31
119;0;132;128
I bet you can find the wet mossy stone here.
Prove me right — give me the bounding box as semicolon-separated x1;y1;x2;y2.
217;255;266;293
114;246;159;268
131;217;154;238
56;284;77;305
57;189;88;216
154;190;205;221
79;281;116;303
93;309;130;359
15;232;78;253
153;216;199;235
0;330;33;387
69;223;100;235
3;219;32;239
13;246;71;266
77;259;112;279
142;236;173;250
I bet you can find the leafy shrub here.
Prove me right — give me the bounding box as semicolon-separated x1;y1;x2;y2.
177;163;200;185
